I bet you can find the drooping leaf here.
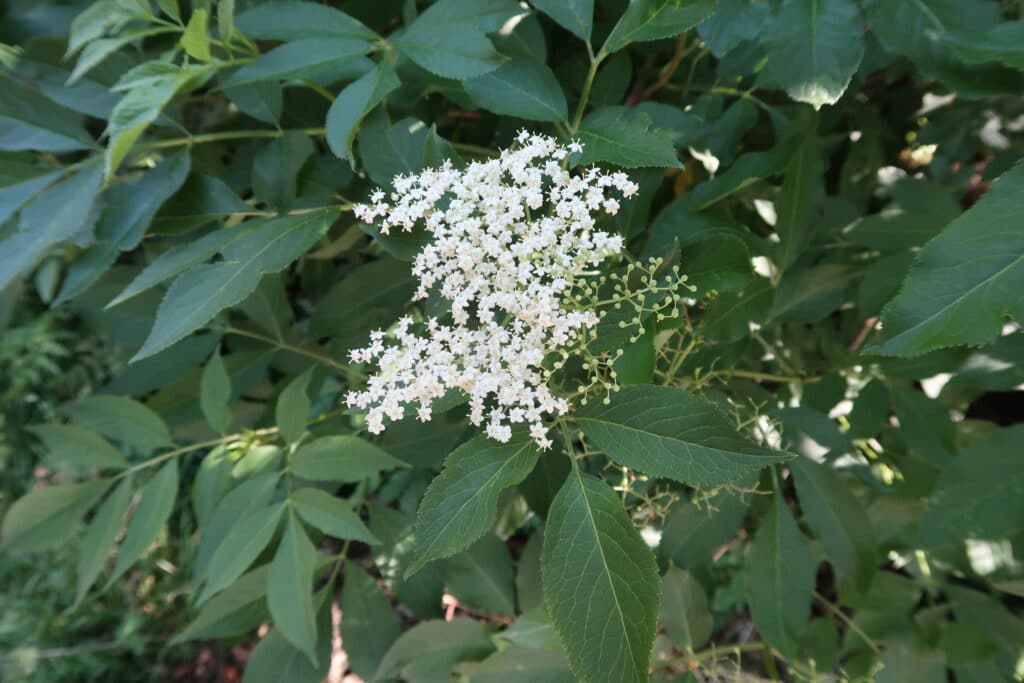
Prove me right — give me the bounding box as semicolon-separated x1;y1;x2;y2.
290;435;407;482
542;470;660;683
340;562;401;680
75;478;133;604
747;488;815;658
1;479;110;554
276;368;313;446
195;473;280;578
181;8;212;61
577;107;683;169
267;512;318;665
199;502;285;603
407;434;539;574
107;460;179;586
134;209;336;360
576;385;793;487
69;27;181;85
463;58;568;122
789;457;876;588
200;350;232;434
325;60;401;163
243;589;333;683
223;37;373;87
604;0;716;53
869;164;1024;357
61;395;173;453
290;487;378;544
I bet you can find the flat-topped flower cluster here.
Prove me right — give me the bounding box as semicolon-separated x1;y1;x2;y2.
346;132;638;448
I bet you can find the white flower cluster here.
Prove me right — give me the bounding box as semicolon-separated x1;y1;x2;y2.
347;132;638;448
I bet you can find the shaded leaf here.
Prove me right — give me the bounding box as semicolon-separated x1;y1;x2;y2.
267;513;318;665
577;107;683;169
290;435;407;482
107;460;179;586
291;487;377;544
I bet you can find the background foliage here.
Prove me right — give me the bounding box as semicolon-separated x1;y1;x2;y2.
2;0;1024;681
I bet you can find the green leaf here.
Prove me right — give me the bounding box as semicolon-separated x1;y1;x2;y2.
27;424;128;469
75;478;133;604
375;618;495;683
542;470;660;683
234;1;377;41
200;350;232;434
340;562;401;680
157;0;181;22
604;0;716;53
290;487;378;544
461;645;574;683
0;157;61;226
659;567;713;650
1;479;110;554
889;386;955;465
789;458;876;588
0;75;95;152
532;0;592;41
917;424;1024;548
175;565;270;642
182;9;212;61
519;449;570;519
701;276;774;343
869;164;1024;357
134;209;335;360
224;37;373;87
394;0;520;79
763;0;864;109
682;234;753;294
775;126;824;270
658;476;754;572
61;395;173;452
325;60;401;163
0;164;103;291
699;0;771;56
243;589;333;683
310;258;415;347
66;1;137;57
107;460;179;585
151;173;251;234
747;489;815;658
576;385;792;487
770;263;858;322
199;502;284;604
947;21;1024;70
252;132;314;210
442;535;517;616
195;473;280;578
464;57;567;122
276;368;313;445
290;435;407;482
408;434;539;574
846;178;960;252
69;27;181;85
267;512;318;665
577;107;683;169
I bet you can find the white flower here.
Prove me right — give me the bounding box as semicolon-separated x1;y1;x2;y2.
347;132;638;448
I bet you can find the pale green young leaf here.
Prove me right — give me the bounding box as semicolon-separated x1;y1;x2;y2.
660;567;713;650
542;470;660;683
408;434;538;575
464;58;568;122
340;562;401;680
268;513;318;665
76;478;133;604
182;9;212;62
200;350;232;434
869;164;1024;357
276;368;313;445
134;210;335;360
199;502;284;604
107;460;179;586
325;60;400;163
223;37;373;87
576;385;792;487
604;0;716;53
290;435;407;482
762;0;864;109
577;107;683;169
61;395;173;452
531;0;592;41
217;0;235;45
66;0;137;56
375;618;495;683
747;488;815;658
290;487;378;544
789;458;876;588
27;424;128;469
0;479;110;554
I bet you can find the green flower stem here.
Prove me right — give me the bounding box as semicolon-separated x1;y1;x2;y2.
139;127;328;150
813;590;882;655
113;427;279;481
570;48;607;134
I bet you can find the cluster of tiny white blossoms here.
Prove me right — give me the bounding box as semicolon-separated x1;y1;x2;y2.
346;132;638;448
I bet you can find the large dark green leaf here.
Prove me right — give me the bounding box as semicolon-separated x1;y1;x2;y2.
542;470;660;683
290;436;407;482
290;487;377;544
340;562;401;679
267;513;318;665
532;0;592;41
870;164;1024;357
604;0;716;53
224;38;373;87
325;60;401;163
375;618;495;683
0;75;95;152
659;567;713;650
135;210;336;360
576;385;792;487
408;434;538;574
464;58;568;122
577;107;683;169
442;534;517;616
234;1;377;41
